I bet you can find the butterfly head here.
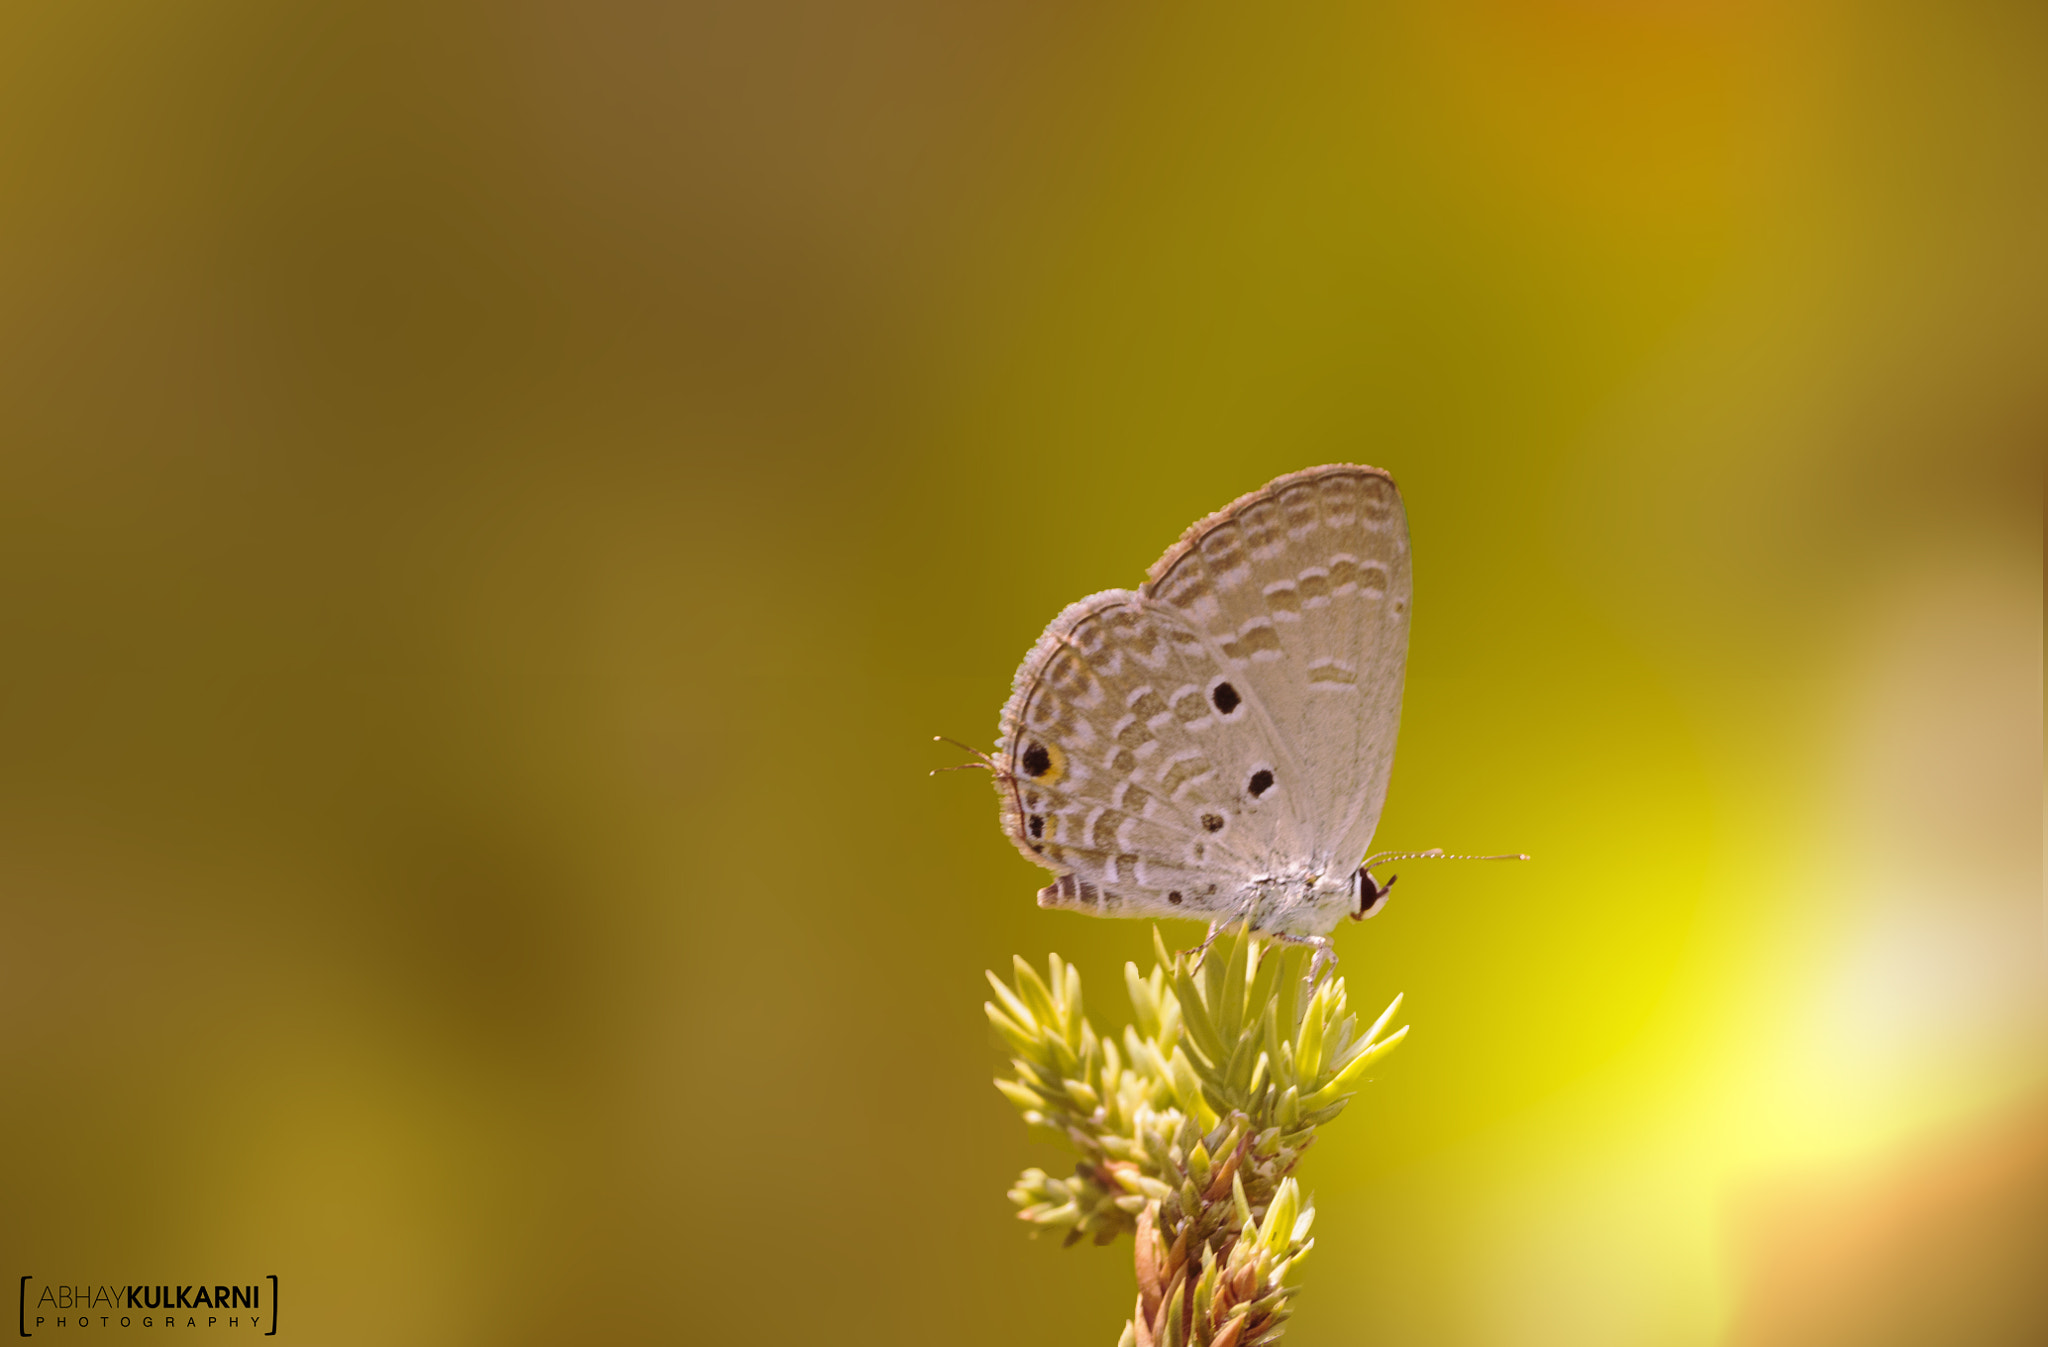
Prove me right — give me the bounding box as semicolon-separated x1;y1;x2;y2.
1350;866;1398;921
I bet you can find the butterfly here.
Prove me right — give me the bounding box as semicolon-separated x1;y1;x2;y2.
976;464;1517;949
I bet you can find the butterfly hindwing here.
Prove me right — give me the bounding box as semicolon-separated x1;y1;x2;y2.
996;590;1299;919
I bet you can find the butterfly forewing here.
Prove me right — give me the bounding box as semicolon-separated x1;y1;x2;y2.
1143;466;1411;867
996;464;1410;926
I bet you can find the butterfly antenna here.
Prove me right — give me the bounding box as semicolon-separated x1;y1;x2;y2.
1360;848;1531;869
929;735;1002;778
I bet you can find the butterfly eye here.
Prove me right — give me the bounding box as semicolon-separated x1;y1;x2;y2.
1027;814;1045;839
1167;890;1183;905
1247;769;1274;798
1210;681;1241;715
1021;743;1052;777
1200;813;1225;833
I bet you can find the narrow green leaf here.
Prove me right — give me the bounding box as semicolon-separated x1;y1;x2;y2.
1174;962;1228;1069
985;970;1039;1034
1216;923;1252;1041
1064;960;1085;1037
1299;1025;1408;1111
1011;1055;1056;1091
1325;1014;1355;1068
1246;937;1279;1023
1352;993;1405;1064
1013;956;1060;1027
985;1003;1040;1059
1127;962;1163;1039
1274;946;1306;1040
1221;1028;1257;1103
1261;1180;1300;1256
1157;988;1183;1054
1186;1139;1212;1189
1202;927;1232;1023
1124;1024;1150;1071
994;1077;1044;1111
1169;1047;1222;1131
1193;1250;1221;1327
1028;1199;1082;1227
1262;996;1292;1093
1047;1029;1082;1080
1293;986;1328;1082
1297;1099;1350;1127
1142;1124;1177;1174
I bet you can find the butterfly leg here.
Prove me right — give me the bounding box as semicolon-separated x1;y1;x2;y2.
1187;925;1339;979
1184;891;1266;966
1247;929;1340;979
1185;921;1228;965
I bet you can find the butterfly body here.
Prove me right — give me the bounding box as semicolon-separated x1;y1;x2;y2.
993;464;1411;939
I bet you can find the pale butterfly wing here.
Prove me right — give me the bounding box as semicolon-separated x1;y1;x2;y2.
995;465;1411;929
995;590;1298;918
1143;465;1410;871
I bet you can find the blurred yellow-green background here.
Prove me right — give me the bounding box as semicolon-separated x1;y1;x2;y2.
2;2;2042;1343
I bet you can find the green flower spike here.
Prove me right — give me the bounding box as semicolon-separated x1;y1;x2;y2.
986;924;1408;1346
